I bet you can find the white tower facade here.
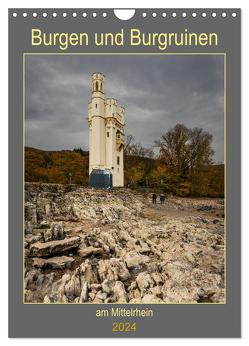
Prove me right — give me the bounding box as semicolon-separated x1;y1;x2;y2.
88;73;125;187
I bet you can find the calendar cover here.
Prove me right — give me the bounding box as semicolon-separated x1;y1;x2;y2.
9;8;241;337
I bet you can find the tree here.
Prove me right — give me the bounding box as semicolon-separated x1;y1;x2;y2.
124;135;155;185
156;124;215;195
124;134;154;159
157;124;214;176
156;124;191;176
73;148;85;156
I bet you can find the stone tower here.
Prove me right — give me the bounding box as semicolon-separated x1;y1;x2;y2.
88;72;125;187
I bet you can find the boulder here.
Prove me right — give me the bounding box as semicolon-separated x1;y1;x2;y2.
32;256;74;269
64;273;81;298
78;246;104;258
30;236;81;257
51;223;65;239
90;283;101;291
101;279;113;295
43;223;65;242
98;258;130;282
79;282;88;303
136;272;154;292
80;260;98;284
26;233;43;246
113;281;127;303
124;251;150;268
25;202;37;224
43;229;53;242
149;285;162;297
151;272;164;285
96;291;108;301
99;232;116;250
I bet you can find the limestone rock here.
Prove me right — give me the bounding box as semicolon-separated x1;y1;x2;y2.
43;295;51;303
26;233;43;246
96;291;108;301
119;230;132;241
79;282;88;303
51;223;65;239
124;251;150;268
136;272;155;292
151;272;164;285
24;269;39;288
64;272;81;298
99;232;116;250
149;285;162;297
98;258;130;282
32;256;74;269
43;223;65;242
78;246;104;258
80;260;98;284
101;279;113;295
113;281;127;303
89;292;96;301
43;229;53;242
91;283;101;291
30;236;81;257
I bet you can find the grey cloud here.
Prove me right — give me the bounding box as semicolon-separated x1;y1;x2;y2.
25;54;224;162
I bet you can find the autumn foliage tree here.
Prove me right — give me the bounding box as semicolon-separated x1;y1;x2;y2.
156;124;220;196
124;135;155;186
25;147;89;186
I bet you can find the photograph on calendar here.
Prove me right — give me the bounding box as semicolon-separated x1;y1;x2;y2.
24;54;225;304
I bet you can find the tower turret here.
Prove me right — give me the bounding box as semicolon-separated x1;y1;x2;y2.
92;72;105;96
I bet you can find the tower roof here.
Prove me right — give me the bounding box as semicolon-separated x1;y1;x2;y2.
92;72;105;79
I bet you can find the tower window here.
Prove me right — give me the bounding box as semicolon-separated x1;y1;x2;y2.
95;104;97;109
96;81;99;91
107;132;109;137
117;156;120;165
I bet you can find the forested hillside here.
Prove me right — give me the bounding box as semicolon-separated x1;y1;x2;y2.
25;146;224;197
25;147;89;186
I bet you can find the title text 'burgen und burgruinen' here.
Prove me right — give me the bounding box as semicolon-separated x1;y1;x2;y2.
31;28;219;51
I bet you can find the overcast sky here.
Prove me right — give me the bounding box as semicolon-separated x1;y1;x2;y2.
25;54;224;162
